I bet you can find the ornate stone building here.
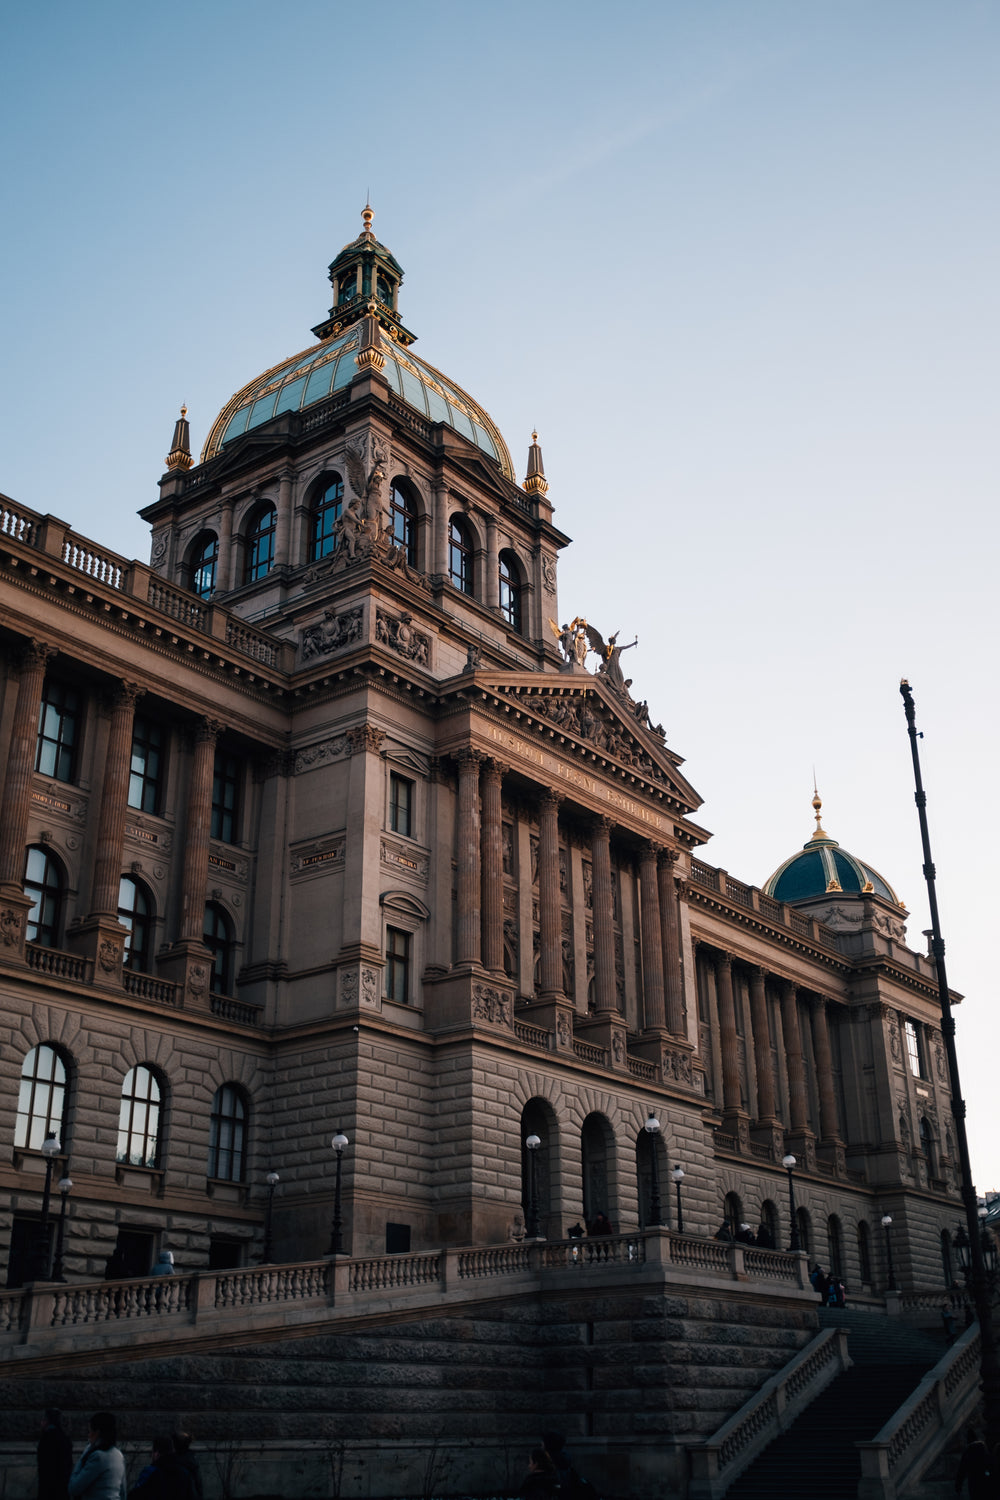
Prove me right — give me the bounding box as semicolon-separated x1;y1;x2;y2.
0;210;961;1293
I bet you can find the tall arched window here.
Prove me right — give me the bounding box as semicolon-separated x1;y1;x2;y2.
520;1099;556;1240
190;533;219;600
15;1045;69;1151
204;902;235;996
117;1065;163;1168
857;1221;872;1283
118;876;153;972
919;1117;935;1175
498;551;523;632
208;1084;248;1182
723;1192;743;1238
448;516;474;595
244;504;277;583
759;1199;779;1248
827;1215;843;1277
582;1114;615;1229
796;1207;812;1256
388;482;416;566
310;476;344;561
24;846;64;948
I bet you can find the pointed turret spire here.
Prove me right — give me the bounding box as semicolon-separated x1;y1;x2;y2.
809;782;828;841
165;405;193;472
522;430;549;497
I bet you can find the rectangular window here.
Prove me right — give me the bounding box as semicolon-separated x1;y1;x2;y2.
904;1019;925;1079
385;926;410;1005
211;750;242;843
35;680;80;782
389;773;413;837
128;716;164;813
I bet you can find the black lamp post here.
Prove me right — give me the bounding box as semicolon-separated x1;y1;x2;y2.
328;1134;348;1257
783;1154;800;1253
671;1166;685;1234
51;1175;72;1282
263;1171;279;1264
881;1214;897;1292
524;1134;541;1239
32;1134;61;1281
643;1115;662;1227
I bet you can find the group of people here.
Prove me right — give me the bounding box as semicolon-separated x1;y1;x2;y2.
809;1263;848;1307
714;1219;775;1248
38;1411;202;1500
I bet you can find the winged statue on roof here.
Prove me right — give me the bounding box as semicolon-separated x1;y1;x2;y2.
548;616;590;668
584;624;638;695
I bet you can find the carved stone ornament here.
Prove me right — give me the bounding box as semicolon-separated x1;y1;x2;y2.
889;1022;901;1063
612;1031;625;1063
187;964;208;999
361;967;380;1005
380;837;429;879
0;906;24;947
375;609;429;666
661;1049;694;1085
472;984;512;1026
294;736;348;775
528;690;668;780
98;937;122;973
541;554;557;596
557;1012;572;1048
935;1043;947;1083
341;971;359;1006
301;605;363;661
346;725;386;756
291;835;346;876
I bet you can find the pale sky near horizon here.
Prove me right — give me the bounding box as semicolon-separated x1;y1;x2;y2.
2;2;998;1196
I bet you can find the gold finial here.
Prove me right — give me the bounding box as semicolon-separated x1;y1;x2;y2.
810;781;828;840
180;403;187;418
362;202;374;235
523;430;549;497
166;404;193;472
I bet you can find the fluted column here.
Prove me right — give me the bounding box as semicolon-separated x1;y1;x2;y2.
779;980;810;1133
455;750;482;966
714;952;742;1113
90;684;144;916
590;816;616;1012
639;843;666;1029
748;966;778;1123
275;470;293;568
658;851;685;1036
485;516;500;610
216;503;234;593
179;719;221;941
0;640;53;887
433;486;449;579
480;758;505;973
538;790;563;996
809;996;842;1142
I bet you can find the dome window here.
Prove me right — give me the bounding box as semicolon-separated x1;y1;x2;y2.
190;532;219;600
376;272;393;307
310;475;344;562
499;551;523;633
244;504;277;584
449;516;474;596
338;270;357;306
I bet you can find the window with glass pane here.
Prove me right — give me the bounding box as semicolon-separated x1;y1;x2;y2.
904;1019;924;1078
244;506;277;583
389;484;416;565
449;518;474;594
211;750;241;843
499;552;522;632
338;271;356;305
385;927;410;1004
24;847;63;947
310;476;344;561
35;680;80;782
208;1084;247;1181
118;876;152;972
128;716;163;813
15;1045;68;1151
191;534;219;600
117;1065;161;1168
389;773;413;837
204;903;234;995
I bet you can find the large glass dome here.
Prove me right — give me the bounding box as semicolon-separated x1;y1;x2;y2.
763;793;900;906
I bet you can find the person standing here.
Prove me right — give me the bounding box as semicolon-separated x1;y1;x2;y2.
38;1409;73;1500
68;1414;126;1500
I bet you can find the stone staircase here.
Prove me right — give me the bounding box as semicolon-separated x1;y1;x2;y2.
722;1309;946;1500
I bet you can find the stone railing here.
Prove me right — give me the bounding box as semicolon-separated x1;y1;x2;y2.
572;1038;606;1065
689;859;843;953
1;500;36;544
513;1019;550;1051
121;970;182;1007
210;994;263;1026
856;1323;981;1499
689;1326;852;1499
25;945;91;983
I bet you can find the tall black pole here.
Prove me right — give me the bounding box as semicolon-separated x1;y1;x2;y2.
329;1148;345;1256
784;1155;800;1253
524;1136;540;1239
673;1169;684;1234
882;1215;897;1292
32;1141;59;1281
900;680;1000;1448
51;1177;72;1282
263;1172;278;1264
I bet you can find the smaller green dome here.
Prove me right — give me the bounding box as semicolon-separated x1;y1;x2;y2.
763;792;900;905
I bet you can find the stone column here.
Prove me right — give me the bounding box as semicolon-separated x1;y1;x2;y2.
538;790;563;997
748;966;778;1123
0;640;53;888
590;817;616;1012
433;485;449;579
639;843;666;1029
810;996;842;1143
216;503;234;593
455;750;482;967
180;719;221;941
485;516;499;611
714;951;742;1114
275;470;293;568
658;851;686;1036
480;758;505;973
89;684;144;916
780;980;810;1133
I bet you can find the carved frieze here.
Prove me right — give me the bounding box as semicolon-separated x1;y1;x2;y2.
530;691;666;781
301;605;363;660
661;1049;694;1086
473;984;512;1026
294;736;348;774
375;609;429;665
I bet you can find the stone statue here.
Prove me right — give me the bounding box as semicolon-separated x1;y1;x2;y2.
585;624;637;694
548;616;589;667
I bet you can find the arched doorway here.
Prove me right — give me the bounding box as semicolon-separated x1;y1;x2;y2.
520;1099;558;1239
581;1113;615;1231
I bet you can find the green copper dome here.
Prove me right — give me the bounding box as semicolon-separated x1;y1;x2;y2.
763;793;900;906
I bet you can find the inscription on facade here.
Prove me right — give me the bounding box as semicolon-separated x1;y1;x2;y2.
485;726;668;832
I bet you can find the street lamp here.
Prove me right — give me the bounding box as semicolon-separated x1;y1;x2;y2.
328;1134;349;1257
881;1214;897;1292
51;1175;72;1282
524;1134;541;1239
32;1134;61;1281
783;1154;800;1253
263;1172;279;1264
671;1166;685;1234
644;1114;662;1228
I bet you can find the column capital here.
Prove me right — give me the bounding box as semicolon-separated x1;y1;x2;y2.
17;639;55;674
592;814;613;837
657;846;680;870
481;757;507;785
640;839;663;864
713;949;733;973
538;787;563;812
454;747;484;772
111;681;145;712
748;964;767;985
346;724;386;756
195;717;225;746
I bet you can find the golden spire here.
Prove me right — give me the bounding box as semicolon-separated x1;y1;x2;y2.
165;404;193;472
523;430;549;497
809;781;828;841
361;202;374;238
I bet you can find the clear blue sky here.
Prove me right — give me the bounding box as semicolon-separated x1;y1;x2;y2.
2;1;998;1191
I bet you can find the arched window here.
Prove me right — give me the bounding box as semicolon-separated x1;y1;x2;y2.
309;475;344;562
796;1207;812;1256
117;1065;163;1168
498;551;523;632
118;876;153;972
582;1114;615;1230
827;1215;843;1278
920;1117;935;1175
24;846;64;948
204;902;235;996
520;1099;556;1240
208;1084;248;1182
723;1192;743;1239
857;1221;872;1284
388;482;416;566
448;516;474;595
759;1200;779;1248
15;1045;69;1151
190;533;219;600
244;505;277;583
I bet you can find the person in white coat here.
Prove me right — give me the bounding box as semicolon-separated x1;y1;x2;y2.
68;1413;126;1500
